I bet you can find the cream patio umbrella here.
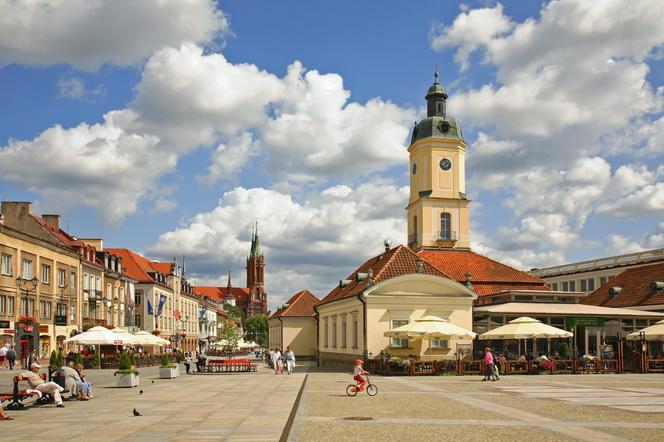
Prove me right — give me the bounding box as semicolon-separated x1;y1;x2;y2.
384;315;476;360
478;317;573;340
110;327;138;345
626;320;664;341
132;330;170;346
63;326;124;345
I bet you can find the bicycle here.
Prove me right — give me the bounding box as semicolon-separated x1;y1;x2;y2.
346;375;378;397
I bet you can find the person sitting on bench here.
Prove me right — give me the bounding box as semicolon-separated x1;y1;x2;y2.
18;363;65;408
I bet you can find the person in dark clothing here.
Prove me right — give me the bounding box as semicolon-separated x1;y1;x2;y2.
7;346;16;370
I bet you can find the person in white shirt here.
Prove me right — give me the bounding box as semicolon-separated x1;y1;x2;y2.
0;344;7;368
284;347;296;374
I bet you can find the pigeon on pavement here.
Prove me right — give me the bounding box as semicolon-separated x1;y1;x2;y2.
139;390;143;395
133;408;141;417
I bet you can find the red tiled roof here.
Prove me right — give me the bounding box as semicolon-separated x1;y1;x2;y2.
193;286;250;304
31;215;103;267
318;245;451;307
581;262;664;308
270;290;320;319
105;248;172;287
418;249;550;297
152;262;174;275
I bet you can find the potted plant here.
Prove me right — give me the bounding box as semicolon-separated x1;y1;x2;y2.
158;354;179;379
114;351;140;387
559;342;570;359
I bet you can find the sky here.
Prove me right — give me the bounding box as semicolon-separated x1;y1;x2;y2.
1;0;663;310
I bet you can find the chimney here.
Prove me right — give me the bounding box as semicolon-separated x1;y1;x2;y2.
42;214;61;230
1;201;32;225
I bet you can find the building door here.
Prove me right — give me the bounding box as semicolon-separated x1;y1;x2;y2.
19;337;31;362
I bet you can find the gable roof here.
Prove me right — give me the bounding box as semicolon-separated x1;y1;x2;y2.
270;290;319;319
105;248;172;288
193;286;250;304
31;215;103;267
417;249;550;296
581;262;664;308
318;245;451;307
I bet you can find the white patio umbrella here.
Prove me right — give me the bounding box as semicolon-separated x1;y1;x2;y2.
110;327;138;345
384;315;476;360
132;330;170;346
626;320;664;341
63;326;124;345
478;317;573;340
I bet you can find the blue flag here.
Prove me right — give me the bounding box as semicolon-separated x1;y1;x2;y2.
199;305;207;320
147;298;153;315
156;294;167;316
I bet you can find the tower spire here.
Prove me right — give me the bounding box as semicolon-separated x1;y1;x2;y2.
434;65;439;83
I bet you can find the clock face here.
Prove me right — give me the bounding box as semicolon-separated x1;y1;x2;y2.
412;162;417;175
440;158;452;171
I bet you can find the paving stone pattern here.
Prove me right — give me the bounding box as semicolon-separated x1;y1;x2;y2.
289;370;664;442
0;363;304;441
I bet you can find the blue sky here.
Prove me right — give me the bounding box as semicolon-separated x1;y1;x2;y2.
1;0;663;308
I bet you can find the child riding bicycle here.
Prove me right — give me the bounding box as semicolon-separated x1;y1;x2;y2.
353;359;369;391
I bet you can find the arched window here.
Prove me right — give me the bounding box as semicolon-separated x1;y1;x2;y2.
440;213;451;240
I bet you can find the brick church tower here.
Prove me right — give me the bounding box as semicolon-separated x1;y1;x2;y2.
246;223;268;315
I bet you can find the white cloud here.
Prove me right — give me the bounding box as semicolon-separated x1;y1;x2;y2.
645;222;664;248
57;76;105;102
0;110;168;225
606;234;645;255
0;0;228;70
597;182;664;217
197;132;259;185
147;182;408;308
430;3;514;71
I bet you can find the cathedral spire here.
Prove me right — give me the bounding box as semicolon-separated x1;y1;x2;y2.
250;221;262;257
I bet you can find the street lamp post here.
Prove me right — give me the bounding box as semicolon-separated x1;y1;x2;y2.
15;276;39;364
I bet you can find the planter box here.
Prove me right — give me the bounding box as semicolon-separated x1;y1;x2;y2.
159;365;179;379
115;373;140;388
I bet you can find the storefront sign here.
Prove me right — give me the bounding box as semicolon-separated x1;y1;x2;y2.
565;317;606;327
4;329;15;334
55;316;67;326
0;320;9;328
113;340;123;345
24;325;33;332
39;325;49;333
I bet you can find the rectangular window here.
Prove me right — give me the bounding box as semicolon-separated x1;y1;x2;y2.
599;276;608;286
1;253;12;275
323;317;329;347
0;296;5;315
352;314;358;348
70;271;76;291
96;277;101;292
7;297;14;316
551;282;558;291
39;300;52;319
41;264;50;284
135;314;142;328
431;339;449;349
107;283;112;299
569;281;576;291
332;316;337;348
21;298;29;316
57;303;67;316
83;273;89;290
391;319;409;348
57;269;66;287
580;279;587;291
341;315;347;348
22;259;33;279
587;278;595;291
562;281;569;291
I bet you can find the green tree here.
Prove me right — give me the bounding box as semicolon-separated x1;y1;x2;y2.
217;319;242;352
223;303;246;322
244;314;268;347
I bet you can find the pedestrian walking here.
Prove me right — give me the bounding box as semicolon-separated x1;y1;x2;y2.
284;346;295;374
272;348;282;374
482;347;495;381
491;348;500;380
7;345;16;370
0;344;7;368
184;353;192;374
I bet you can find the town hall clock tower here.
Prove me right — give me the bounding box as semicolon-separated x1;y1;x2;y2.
407;70;470;251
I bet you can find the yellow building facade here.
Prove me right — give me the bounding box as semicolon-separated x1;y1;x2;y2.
268;290;319;358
